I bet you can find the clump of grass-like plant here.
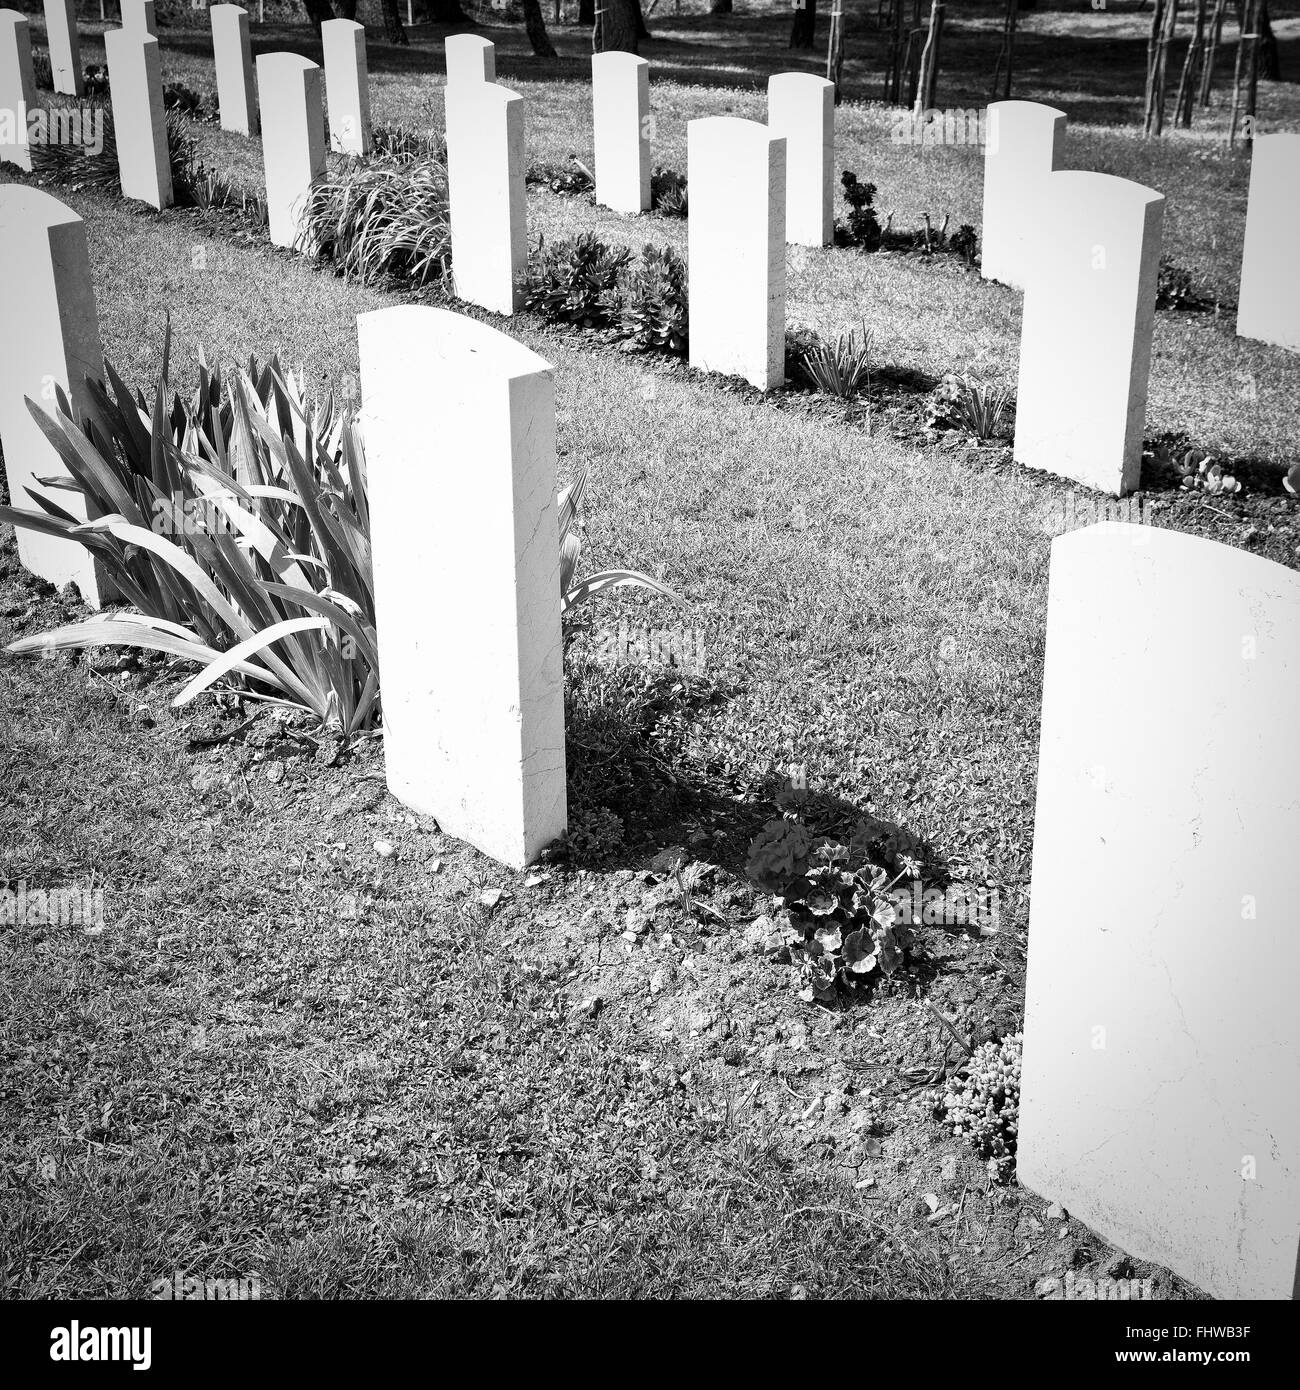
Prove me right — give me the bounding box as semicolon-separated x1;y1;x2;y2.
301;155;451;286
793;322;873;398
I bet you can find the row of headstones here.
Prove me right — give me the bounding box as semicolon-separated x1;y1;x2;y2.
5;12;1293;495
2;177;1297;1303
2;72;1298;1307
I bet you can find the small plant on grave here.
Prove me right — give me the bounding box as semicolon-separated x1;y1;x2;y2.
83;64;109;98
650;167;688;218
616;243;689;354
1;327;380;733
558;462;682;622
301;155;451;286
948;378;1014;442
744;792;924;1004
370;122;443;164
935;1031;1022;1182
795;321;873;399
1156;256;1211;312
922;373;966;432
525;156;596;197
834;171;882;251
1173;446;1242;496
948;223;979;268
522;231;629;329
162;82;211;120
563;805;627;862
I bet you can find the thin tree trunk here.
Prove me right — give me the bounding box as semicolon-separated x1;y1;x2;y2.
301;0;335;30
992;0;1019;101
791;0;817;50
913;0;943;116
1257;2;1279;78
1173;0;1207;126
1200;0;1228;103
826;0;846;100
523;0;558;54
1228;0;1260;143
1143;0;1178;137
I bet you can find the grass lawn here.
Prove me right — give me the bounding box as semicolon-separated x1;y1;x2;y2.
2;3;1298;1300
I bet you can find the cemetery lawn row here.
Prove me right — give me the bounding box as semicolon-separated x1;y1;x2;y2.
70;22;1300;475
0;174;1072;1299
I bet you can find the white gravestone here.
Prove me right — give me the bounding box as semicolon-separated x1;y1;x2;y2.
104;28;173;210
981;100;1065;291
357;305;567;869
0;10;36;171
42;0;82;97
445;79;526;315
211;5;258;138
1237;133;1300;353
1014;170;1163;497
257;52;326;252
444;33;494;86
120;0;157;36
322;18;371;157
591;51;650;215
767;71;834;247
687;116;786;391
1020;522;1300;1301
0;186;105;604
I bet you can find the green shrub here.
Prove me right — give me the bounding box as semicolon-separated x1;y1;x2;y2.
522;231;629;328
793;321;873;398
616;243;688;354
370;123;443;164
526;156;595;196
937;1033;1022;1181
835;171;881;250
302;155;451;286
925;374;1013;440
650;167;688;217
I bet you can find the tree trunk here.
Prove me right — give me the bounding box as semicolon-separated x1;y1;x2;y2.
523;0;558;54
1199;0;1227;103
380;0;409;42
301;0;335;30
579;0;594;23
1257;2;1279;79
826;0;846;98
336;0;357;18
636;0;652;37
710;0;733;11
599;0;640;51
790;0;816;49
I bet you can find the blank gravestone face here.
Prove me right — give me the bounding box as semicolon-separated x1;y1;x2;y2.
42;0;82;97
687;117;786;391
120;0;156;36
1237;133;1300;353
0;186;104;604
767;72;834;248
357;305;567;870
104;28;173;210
0;9;36;171
256;52;325;252
1014;170;1163;497
444;80;526;316
981;100;1065;292
591;51;650;215
444;33;494;85
1020;523;1300;1301
321;18;371;157
211;5;258;138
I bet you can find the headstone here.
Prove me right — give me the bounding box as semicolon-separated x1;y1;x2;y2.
256;52;326;252
357;305;567;869
104;28;173;210
1237;133;1300;353
444;33;494;86
1014;170;1163;496
0;186;105;605
444;79;526;315
211;4;258;138
687;116;786;391
0;9;36;172
981;99;1065;291
42;0;82;97
1020;521;1300;1301
591;50;650;215
321;17;371;157
767;71;834;247
120;0;157;36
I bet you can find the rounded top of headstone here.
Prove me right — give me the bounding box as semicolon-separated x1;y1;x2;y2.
357;307;553;385
687;115;778;153
256;51;320;76
1044;168;1164;211
0;184;83;232
767;71;835;95
987;99;1067;121
1252;131;1300;154
0;9;29;27
321;16;364;32
592;50;648;73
